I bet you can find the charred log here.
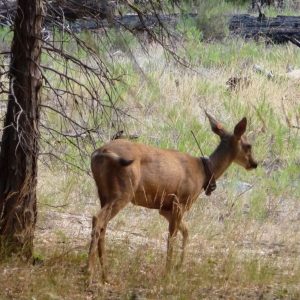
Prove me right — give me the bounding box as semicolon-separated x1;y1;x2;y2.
229;14;300;44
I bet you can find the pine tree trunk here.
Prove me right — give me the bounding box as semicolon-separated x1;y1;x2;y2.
0;0;43;259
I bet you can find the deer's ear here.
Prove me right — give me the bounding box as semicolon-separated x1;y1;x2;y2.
234;117;247;139
206;112;226;137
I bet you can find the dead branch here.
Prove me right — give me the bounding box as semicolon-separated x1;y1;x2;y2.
0;0;191;173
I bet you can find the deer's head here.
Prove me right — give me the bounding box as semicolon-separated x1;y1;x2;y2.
206;112;258;170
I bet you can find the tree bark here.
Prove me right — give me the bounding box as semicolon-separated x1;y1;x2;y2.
0;0;43;259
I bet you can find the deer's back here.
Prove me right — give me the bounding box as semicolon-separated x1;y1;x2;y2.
92;139;205;209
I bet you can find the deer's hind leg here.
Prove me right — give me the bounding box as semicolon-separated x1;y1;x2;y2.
88;203;112;285
88;193;132;285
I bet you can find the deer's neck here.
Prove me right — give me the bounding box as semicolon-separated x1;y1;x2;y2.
209;140;234;180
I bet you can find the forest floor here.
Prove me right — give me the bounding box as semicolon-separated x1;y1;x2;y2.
0;164;299;299
1;16;300;299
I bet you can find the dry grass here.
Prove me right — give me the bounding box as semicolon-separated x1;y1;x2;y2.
1;37;300;299
1;169;299;299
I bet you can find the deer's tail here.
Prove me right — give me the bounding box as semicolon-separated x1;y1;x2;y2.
91;150;134;166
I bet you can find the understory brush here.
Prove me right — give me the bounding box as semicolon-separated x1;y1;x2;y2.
0;19;300;300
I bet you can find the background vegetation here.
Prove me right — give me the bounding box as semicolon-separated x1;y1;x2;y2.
0;1;300;299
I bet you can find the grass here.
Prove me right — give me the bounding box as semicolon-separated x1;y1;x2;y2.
1;11;300;300
1;200;300;299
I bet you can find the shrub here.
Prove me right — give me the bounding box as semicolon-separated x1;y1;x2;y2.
194;0;230;41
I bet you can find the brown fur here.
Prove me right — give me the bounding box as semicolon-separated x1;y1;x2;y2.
88;113;258;284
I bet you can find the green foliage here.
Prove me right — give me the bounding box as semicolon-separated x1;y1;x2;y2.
0;26;12;46
81;28;138;56
244;258;277;283
264;4;300;17
194;0;230;41
248;190;268;220
225;0;249;4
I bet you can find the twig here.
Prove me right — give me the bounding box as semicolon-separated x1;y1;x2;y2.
191;130;205;156
250;103;267;132
38;202;70;208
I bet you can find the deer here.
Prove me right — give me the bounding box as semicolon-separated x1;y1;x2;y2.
87;112;258;284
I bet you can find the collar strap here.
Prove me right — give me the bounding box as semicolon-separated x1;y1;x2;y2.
200;157;217;196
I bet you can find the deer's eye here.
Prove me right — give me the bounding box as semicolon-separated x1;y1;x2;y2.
243;144;251;151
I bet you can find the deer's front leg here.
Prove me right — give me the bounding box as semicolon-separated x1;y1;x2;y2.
164;199;183;272
177;220;189;269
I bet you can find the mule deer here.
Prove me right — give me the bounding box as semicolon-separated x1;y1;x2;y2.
88;113;258;283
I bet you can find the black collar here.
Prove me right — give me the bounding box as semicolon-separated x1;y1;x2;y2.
200;157;216;196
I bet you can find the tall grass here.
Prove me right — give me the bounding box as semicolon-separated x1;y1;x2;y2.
0;15;300;299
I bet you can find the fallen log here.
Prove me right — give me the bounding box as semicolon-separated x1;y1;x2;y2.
229;14;300;44
68;13;300;47
65;13;189;32
1;1;300;45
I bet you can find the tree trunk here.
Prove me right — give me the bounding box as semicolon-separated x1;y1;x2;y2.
0;0;43;259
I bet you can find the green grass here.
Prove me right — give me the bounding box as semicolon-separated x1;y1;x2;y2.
0;27;12;47
1;6;300;299
264;5;300;17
